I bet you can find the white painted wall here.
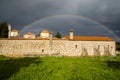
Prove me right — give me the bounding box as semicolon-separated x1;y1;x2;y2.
11;32;18;37
23;34;35;39
40;33;49;38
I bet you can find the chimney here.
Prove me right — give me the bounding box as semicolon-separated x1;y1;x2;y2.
49;32;53;39
69;29;74;40
49;32;53;47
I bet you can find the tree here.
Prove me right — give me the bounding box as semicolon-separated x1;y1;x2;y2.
116;42;120;51
55;32;62;38
0;22;8;38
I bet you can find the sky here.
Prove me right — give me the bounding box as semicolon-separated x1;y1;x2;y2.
0;0;120;41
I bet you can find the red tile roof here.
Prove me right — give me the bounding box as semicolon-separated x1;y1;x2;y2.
12;30;19;32
41;29;49;33
24;32;35;35
64;36;114;41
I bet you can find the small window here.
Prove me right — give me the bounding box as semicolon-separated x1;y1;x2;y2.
98;45;100;49
42;49;44;52
75;45;77;48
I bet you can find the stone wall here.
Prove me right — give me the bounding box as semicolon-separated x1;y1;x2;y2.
0;40;49;57
52;40;116;56
0;39;116;57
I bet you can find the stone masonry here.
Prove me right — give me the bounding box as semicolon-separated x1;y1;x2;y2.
0;39;116;57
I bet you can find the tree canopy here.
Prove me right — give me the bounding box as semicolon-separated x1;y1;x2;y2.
0;22;8;38
55;32;62;38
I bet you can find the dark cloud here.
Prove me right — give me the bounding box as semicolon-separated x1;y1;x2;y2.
0;0;120;41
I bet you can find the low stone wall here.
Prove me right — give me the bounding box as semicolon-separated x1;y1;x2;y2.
0;40;49;57
0;39;116;57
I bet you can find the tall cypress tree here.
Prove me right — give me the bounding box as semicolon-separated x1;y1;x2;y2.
0;22;8;38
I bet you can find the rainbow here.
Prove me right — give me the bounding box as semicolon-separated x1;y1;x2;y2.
20;14;120;41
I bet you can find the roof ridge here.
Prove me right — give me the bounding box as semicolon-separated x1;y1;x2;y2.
64;36;114;41
41;29;49;33
24;32;34;35
12;29;19;32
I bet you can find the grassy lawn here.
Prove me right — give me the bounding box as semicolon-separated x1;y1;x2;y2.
0;56;120;80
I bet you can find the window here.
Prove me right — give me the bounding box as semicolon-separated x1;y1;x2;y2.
75;45;77;48
98;45;100;49
42;49;44;52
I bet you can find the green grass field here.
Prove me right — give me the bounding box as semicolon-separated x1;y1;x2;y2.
0;56;120;80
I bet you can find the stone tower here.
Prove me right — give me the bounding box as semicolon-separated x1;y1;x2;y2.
8;24;11;38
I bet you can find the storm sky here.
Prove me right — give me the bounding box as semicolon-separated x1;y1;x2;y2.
0;0;120;41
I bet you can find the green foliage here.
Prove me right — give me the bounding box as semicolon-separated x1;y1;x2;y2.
0;56;120;80
116;42;120;51
0;22;8;38
37;34;40;37
55;32;62;38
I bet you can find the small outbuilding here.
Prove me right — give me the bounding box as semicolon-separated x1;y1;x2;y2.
23;32;35;39
10;30;19;38
39;29;49;38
